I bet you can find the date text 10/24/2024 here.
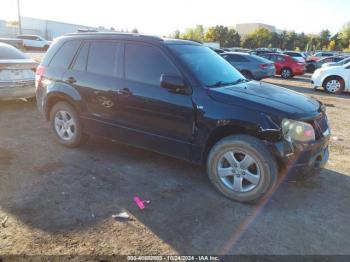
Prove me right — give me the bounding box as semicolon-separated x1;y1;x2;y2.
127;256;220;261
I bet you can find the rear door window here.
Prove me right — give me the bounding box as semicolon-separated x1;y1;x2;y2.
86;41;122;77
49;40;81;69
125;43;180;86
227;54;248;62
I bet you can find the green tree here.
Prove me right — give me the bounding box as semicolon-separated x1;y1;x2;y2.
328;40;336;51
319;29;331;50
181;25;205;42
339;22;350;49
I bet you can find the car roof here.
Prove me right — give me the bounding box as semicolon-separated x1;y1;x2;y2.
222;51;250;56
62;32;200;46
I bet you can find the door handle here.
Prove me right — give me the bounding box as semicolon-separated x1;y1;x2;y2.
66;76;76;84
116;88;132;96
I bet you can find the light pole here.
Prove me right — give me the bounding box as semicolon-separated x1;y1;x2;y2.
17;0;22;34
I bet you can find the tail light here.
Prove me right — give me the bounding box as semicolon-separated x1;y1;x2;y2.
259;64;269;69
35;65;46;90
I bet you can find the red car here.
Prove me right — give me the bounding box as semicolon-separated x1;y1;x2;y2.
261;53;306;78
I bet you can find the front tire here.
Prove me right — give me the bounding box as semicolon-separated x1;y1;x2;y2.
323;76;345;94
50;101;88;148
207;135;277;202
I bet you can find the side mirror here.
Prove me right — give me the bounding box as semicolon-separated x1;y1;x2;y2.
160;74;187;93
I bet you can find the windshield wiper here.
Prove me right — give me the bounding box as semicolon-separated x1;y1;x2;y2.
206;81;236;88
207;78;250;88
232;78;250;85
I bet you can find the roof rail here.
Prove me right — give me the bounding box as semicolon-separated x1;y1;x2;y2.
64;32;163;41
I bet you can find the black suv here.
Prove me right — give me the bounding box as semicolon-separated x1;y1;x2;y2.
36;33;330;202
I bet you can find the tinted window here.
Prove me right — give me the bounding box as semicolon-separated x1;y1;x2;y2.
285;52;302;57
0;44;28;59
226;54;248;62
276;56;285;62
125;43;180;86
169;45;243;87
49;40;81;69
269;55;277;61
72;42;89;71
87;41;121;77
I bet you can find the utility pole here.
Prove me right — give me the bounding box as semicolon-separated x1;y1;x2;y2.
17;0;22;35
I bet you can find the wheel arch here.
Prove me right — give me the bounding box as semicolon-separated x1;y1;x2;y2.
44;84;83;120
322;75;345;88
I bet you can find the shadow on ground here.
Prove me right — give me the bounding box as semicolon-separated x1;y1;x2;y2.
1;134;350;254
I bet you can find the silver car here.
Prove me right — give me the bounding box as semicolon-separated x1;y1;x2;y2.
221;52;275;80
322;57;350;68
0;43;37;100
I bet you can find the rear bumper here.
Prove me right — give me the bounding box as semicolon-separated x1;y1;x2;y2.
0;81;35;100
254;68;275;80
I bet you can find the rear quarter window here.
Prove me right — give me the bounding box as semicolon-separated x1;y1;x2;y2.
49;40;81;69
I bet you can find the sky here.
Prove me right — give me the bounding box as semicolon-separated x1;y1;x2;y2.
1;0;349;36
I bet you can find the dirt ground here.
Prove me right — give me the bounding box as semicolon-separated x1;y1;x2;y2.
0;73;349;256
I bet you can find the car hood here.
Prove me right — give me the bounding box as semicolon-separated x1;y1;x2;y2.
207;80;321;119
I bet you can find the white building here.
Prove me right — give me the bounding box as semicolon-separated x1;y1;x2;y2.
21;17;109;40
0;17;113;40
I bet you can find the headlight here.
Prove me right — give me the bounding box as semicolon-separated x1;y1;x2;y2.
282;119;315;142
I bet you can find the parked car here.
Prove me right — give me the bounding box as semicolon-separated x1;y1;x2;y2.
221;52;275;80
249;49;280;56
322;57;350;68
306;56;345;73
16;35;51;50
283;51;306;63
0;38;24;49
307;52;334;61
0;43;38;100
210;47;225;54
312;62;350;94
260;53;305;78
36;33;330;202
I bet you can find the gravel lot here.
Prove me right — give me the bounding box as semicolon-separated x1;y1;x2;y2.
0;71;349;255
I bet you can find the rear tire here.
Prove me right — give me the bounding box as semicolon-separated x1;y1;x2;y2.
207;135;277;202
323;76;345;94
281;68;292;79
49;101;88;148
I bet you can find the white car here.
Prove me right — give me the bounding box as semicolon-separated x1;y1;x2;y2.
16;35;51;50
283;51;306;63
312;62;350;94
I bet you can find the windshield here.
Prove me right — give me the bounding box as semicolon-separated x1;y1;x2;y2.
169;44;245;87
339;57;350;65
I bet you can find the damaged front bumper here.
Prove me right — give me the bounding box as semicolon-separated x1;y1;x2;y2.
269;131;330;180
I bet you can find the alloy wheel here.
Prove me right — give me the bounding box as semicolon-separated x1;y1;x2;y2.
217;151;261;192
54;110;76;141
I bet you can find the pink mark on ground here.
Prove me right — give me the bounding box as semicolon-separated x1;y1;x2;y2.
134;196;146;210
